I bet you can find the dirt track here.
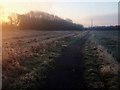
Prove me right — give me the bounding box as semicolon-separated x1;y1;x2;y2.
42;32;90;89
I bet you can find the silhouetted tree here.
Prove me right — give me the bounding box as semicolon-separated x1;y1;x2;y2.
3;11;83;31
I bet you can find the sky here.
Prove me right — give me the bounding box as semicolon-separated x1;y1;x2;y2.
0;0;119;27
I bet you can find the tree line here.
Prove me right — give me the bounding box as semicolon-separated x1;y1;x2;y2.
87;25;119;31
2;11;83;31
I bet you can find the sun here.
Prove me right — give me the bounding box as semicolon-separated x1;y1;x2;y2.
0;15;9;22
0;12;9;22
0;7;10;22
0;1;16;22
0;8;9;22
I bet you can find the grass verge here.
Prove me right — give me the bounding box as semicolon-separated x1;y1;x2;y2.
83;34;119;89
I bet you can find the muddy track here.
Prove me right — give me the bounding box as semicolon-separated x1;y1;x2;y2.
41;32;90;89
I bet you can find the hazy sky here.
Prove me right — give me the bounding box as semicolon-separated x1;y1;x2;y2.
0;0;118;26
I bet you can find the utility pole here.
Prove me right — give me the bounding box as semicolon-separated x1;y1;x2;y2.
91;19;93;30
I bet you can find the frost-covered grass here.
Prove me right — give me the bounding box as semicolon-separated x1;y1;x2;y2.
2;30;84;90
94;30;120;62
83;32;119;89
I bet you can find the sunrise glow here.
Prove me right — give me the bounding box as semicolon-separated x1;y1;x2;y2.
1;1;119;90
0;0;118;26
